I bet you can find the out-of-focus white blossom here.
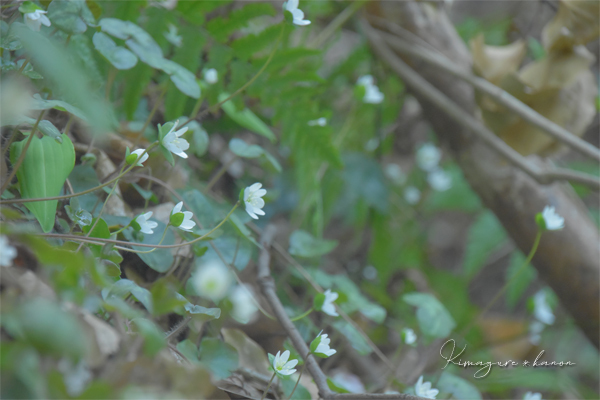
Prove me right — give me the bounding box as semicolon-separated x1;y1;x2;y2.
427;168;452;191
357;75;384;104
0;236;17;267
283;0;310;26
192;260;232;301
404;186;421;205
416;143;441;172
415;376;439;399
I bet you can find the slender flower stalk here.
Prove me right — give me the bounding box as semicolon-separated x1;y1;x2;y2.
260;373;276;400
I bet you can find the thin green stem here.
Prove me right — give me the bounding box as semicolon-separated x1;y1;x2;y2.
289;307;313;322
76;163;127;252
134;84;168;146
0;110;45;195
128;225;170;254
180;24;285;129
460;230;543;338
39;202;240;251
260;372;276;400
17;57;30;73
0;143;158;205
286;358;308;400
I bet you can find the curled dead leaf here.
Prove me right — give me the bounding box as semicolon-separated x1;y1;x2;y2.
471;34;527;85
542;0;600;51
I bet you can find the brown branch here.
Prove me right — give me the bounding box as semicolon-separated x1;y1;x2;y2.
256;225;429;400
361;21;599;191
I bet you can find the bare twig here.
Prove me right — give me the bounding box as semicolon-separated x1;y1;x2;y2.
361;21;599;190
256;225;428;400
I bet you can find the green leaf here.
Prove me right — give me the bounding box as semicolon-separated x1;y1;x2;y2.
228;138;281;172
10;116;62;142
92;32;138;70
229;138;263;158
198;338;239;380
102;279;153;313
30;94;87;121
437;372;482;400
15;23;114;135
1;21;22;50
219;93;276;142
10;133;75;232
64;198;92;228
331;320;371;355
231;23;283;60
158;59;200;99
190;121;209;157
463;211;507;278
403;292;456;338
175;0;230;25
289;229;337;258
281;378;311;400
174;292;221;319
206;3;276;42
19;1;43;14
47;0;95;34
176;339;201;364
131;318;165;356
121;221;175;273
6;297;86;359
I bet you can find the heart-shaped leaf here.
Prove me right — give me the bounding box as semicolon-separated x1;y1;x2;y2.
10;133;75;232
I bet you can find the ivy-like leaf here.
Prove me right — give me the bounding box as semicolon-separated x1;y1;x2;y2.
403;292;456;338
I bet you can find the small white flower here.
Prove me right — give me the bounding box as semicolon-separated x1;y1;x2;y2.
402;328;417;345
308;117;327;127
357;75;384;104
273;350;298;376
24;9;51;31
170;202;196;232
427;168;452;191
162;120;190;159
0;236;17;267
164;24;182;47
134;212;158;235
314;334;337;357
130;149;149;166
204;68;218;84
523;392;542;400
243;182;267;220
528;320;545;345
321;289;339;317
533;290;555;325
415;376;439;399
404;186;421;205
416;143;441;172
384;163;406;186
229;285;258;324
192;260;232;301
541;206;564;231
283;0;311;26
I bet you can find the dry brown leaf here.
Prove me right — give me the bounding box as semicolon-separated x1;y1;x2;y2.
471;34;527;85
542;0;600;51
478;316;532;361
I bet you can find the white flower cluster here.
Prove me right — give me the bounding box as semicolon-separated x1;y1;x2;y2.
416;143;451;192
357;75;384;104
529;289;555;345
415;376;439;399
